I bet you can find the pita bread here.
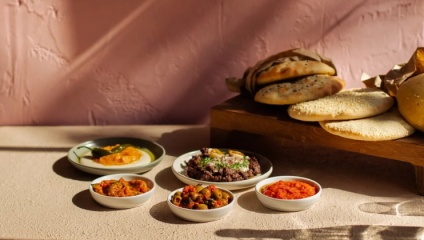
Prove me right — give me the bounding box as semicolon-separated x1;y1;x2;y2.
256;61;336;86
319;108;415;141
254;75;345;105
288;88;394;121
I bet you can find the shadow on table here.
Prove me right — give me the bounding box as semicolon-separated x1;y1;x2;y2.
237;191;282;214
156;126;209;157
72;189;116;212
359;199;424;216
149;201;195;225
154;167;183;191
52;156;98;181
215;225;424;239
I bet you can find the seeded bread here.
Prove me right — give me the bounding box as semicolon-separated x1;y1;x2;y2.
254;75;345;105
256;60;336;86
288;88;394;121
319;108;415;141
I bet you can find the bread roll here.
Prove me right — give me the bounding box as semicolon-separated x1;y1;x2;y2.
397;73;424;132
254;75;345;105
256;61;335;86
288;88;394;121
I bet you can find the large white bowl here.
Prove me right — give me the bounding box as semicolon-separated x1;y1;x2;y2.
172;149;273;190
89;174;155;209
167;186;235;222
255;176;322;212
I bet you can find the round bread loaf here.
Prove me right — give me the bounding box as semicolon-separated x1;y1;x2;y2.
254;75;345;105
256;60;336;86
319;108;415;141
397;73;424;132
288;88;394;121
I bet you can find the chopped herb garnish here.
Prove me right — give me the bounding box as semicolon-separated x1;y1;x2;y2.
198;149;250;171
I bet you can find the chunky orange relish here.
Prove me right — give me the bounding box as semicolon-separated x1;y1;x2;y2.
92;177;150;197
260;180;316;200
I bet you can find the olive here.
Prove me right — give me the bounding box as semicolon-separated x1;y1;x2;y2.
195;185;204;193
221;192;230;200
212;190;222;199
174;191;182;196
189;192;200;201
172;195;182;206
196;204;208;210
204;199;213;207
182;198;195;209
200;188;211;199
221;198;228;206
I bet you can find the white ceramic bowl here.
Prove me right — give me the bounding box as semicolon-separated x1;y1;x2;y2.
89;174;155;209
167;186;235;222
255;176;322;212
172;149;273;190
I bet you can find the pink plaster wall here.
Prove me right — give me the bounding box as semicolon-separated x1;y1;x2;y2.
0;0;423;125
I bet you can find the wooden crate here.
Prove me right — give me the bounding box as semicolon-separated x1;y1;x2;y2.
210;95;424;195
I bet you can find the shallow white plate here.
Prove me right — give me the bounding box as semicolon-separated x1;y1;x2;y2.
68;137;166;175
172;149;273;190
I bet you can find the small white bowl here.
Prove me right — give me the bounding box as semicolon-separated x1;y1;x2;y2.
167;186;235;222
255;176;321;212
89;174;155;209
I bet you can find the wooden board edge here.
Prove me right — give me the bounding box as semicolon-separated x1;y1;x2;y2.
210;108;424;167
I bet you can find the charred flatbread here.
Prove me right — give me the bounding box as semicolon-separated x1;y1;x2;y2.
256;60;335;86
254;75;345;105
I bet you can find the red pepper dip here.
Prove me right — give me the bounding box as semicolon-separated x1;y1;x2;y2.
260;180;316;200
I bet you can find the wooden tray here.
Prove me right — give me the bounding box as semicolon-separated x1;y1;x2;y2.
210;95;424;195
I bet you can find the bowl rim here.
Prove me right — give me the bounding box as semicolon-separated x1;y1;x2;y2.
89;173;156;199
167;186;236;212
255;175;322;202
68;137;166;171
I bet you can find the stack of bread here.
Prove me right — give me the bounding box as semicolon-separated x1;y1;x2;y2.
288;88;415;141
227;48;417;141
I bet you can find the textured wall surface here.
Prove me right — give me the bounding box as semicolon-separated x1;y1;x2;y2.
0;0;423;125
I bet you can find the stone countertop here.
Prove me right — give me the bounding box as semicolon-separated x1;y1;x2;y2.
0;125;423;240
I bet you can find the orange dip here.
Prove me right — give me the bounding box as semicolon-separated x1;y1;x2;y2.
93;144;142;166
260;180;316;200
92;177;150;197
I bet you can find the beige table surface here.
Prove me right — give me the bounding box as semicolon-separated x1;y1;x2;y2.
0;125;423;240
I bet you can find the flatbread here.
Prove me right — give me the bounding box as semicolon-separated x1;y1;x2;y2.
319;108;415;141
254;75;345;105
288;88;394;121
256;60;336;86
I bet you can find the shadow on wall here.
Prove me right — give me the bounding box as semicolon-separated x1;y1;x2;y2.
35;0;372;125
39;0;289;125
215;226;424;240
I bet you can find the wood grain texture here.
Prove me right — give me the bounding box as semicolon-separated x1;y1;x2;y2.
414;165;424;195
210;95;424;167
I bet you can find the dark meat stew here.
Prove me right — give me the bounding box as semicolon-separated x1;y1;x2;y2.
185;148;261;182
